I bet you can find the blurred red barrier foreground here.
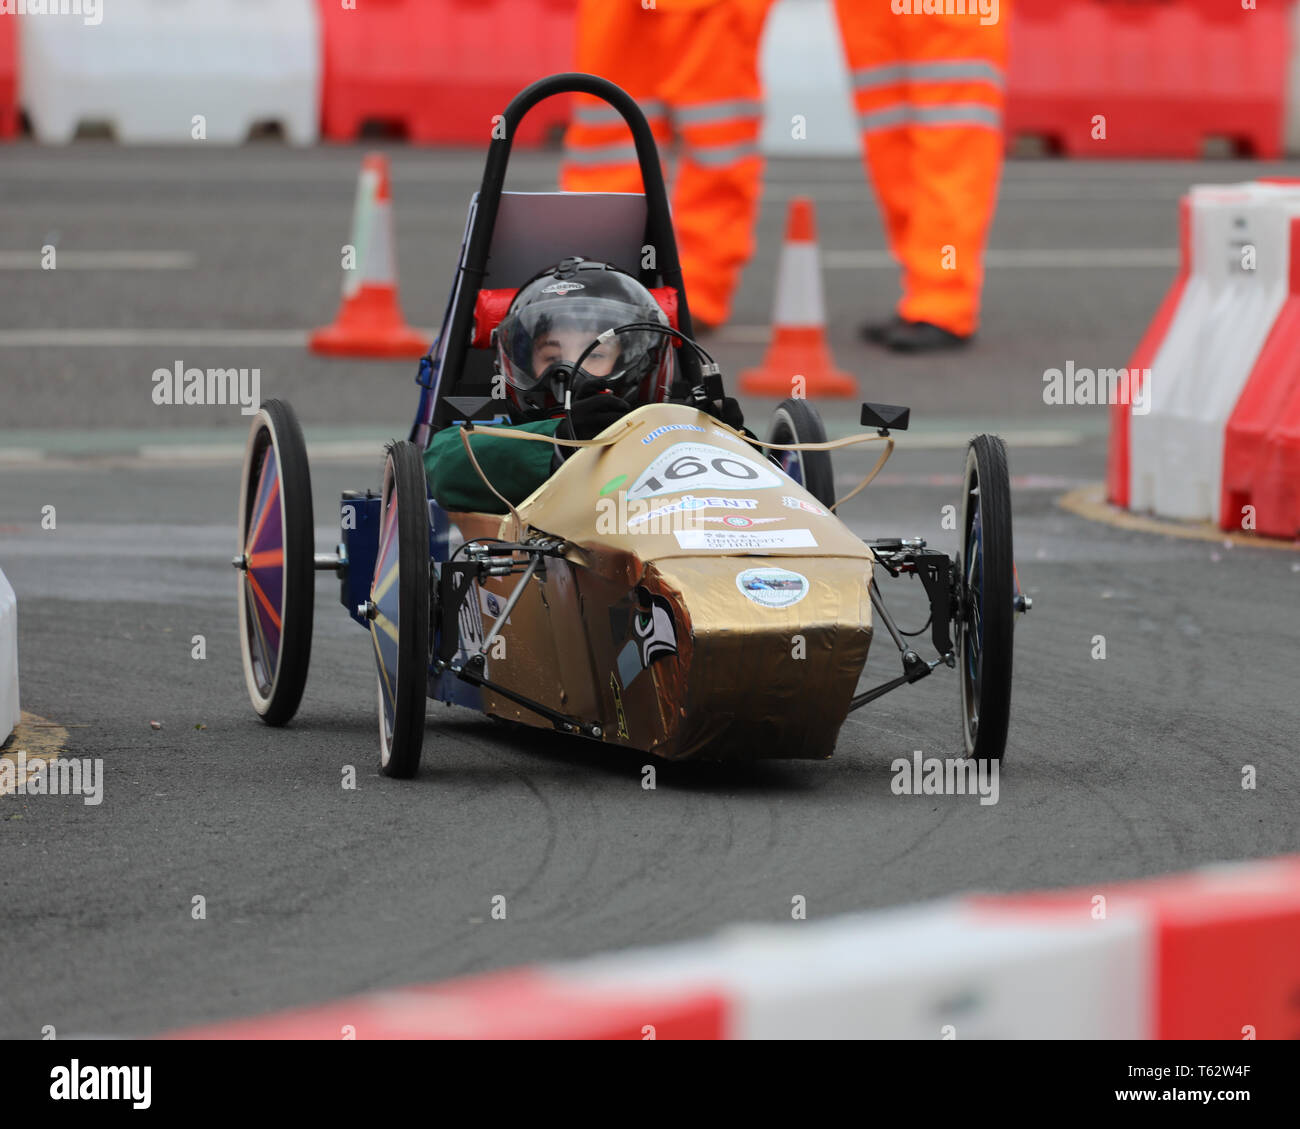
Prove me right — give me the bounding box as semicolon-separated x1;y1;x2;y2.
0;10;17;140
316;0;577;146
1006;0;1291;158
168;855;1300;1039
971;856;1300;1040
170;970;725;1041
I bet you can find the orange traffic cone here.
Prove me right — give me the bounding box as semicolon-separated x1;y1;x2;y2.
739;197;856;399
310;153;428;359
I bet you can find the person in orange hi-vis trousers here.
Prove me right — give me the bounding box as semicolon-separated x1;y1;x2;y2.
833;0;1009;353
560;0;774;331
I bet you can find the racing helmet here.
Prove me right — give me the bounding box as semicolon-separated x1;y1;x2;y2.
495;257;675;416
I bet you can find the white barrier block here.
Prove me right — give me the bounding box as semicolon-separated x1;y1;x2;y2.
0;567;18;745
760;0;857;157
20;0;321;145
1130;183;1300;523
563;901;1150;1039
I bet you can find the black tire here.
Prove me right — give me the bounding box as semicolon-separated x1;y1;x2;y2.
371;441;430;779
956;434;1014;762
236;399;314;726
767;398;836;509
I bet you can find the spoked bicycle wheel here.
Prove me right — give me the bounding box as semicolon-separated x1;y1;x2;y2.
767;398;836;509
370;441;430;779
236;399;315;726
955;434;1015;762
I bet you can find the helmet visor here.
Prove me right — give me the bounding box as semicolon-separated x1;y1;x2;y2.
498;295;666;395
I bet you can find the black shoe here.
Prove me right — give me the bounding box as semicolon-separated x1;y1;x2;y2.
880;320;971;353
860;315;906;344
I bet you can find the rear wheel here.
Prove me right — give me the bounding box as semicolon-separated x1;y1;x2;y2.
371;441;430;779
956;434;1014;763
236;399;314;726
767;398;835;509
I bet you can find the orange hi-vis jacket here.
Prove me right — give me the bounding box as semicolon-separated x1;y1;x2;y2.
834;0;1009;337
560;0;773;329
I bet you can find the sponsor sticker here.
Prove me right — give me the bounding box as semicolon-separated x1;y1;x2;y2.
615;594;678;687
735;566;811;608
699;515;781;528
628;442;782;500
541;280;585;294
678;529;817;551
627;494;759;528
782;495;828;517
480;587;511;624
641;423;706;445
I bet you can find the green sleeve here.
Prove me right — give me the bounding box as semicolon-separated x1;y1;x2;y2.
423;418;562;513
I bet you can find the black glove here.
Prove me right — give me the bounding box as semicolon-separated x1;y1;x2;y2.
714;396;745;431
556;392;633;441
668;390;744;432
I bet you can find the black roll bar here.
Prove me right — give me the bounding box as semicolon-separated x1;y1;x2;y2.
441;72;702;390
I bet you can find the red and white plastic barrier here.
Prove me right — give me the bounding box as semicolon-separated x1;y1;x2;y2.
1007;0;1291;159
1110;180;1300;536
0;568;18;746
169;854;1300;1039
316;0;576;146
19;0;320;144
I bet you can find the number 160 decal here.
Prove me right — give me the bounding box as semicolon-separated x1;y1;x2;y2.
627;443;782;500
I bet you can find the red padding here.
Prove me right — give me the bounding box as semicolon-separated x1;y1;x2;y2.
0;10;17;140
471;286;680;348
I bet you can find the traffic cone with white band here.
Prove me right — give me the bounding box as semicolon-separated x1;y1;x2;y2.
310;152;428;358
739;196;856;398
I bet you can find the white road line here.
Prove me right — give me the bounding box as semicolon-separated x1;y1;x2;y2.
136;439;382;462
0;328;437;347
849;430;1082;450
824;248;1178;269
0;329;310;347
764;183;1184;203
0;250;196;270
0;430;1081;468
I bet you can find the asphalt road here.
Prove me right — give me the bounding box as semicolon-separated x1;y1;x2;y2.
1;146;1298;1038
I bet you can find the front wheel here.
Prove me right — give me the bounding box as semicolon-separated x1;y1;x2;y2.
767;398;836;509
955;435;1014;763
236;399;314;726
371;441;430;779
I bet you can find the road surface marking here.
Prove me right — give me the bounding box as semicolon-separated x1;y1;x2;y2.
1059;484;1300;552
1;711;70;800
824;248;1177;270
0;250;196;270
0;328;434;347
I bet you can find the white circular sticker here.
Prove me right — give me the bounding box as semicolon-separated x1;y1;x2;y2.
735;567;809;609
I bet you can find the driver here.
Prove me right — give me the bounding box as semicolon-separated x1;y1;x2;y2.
425;257;689;512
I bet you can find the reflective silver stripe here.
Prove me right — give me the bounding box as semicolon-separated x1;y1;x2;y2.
573;99;668;126
682;139;761;166
562;143;643;166
851;64;908;90
911;103;1003;129
858;102;1001;133
853;60;1004;90
673;98;764;127
858;105;910;132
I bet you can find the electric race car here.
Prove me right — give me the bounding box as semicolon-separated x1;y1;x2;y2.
233;74;1030;777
